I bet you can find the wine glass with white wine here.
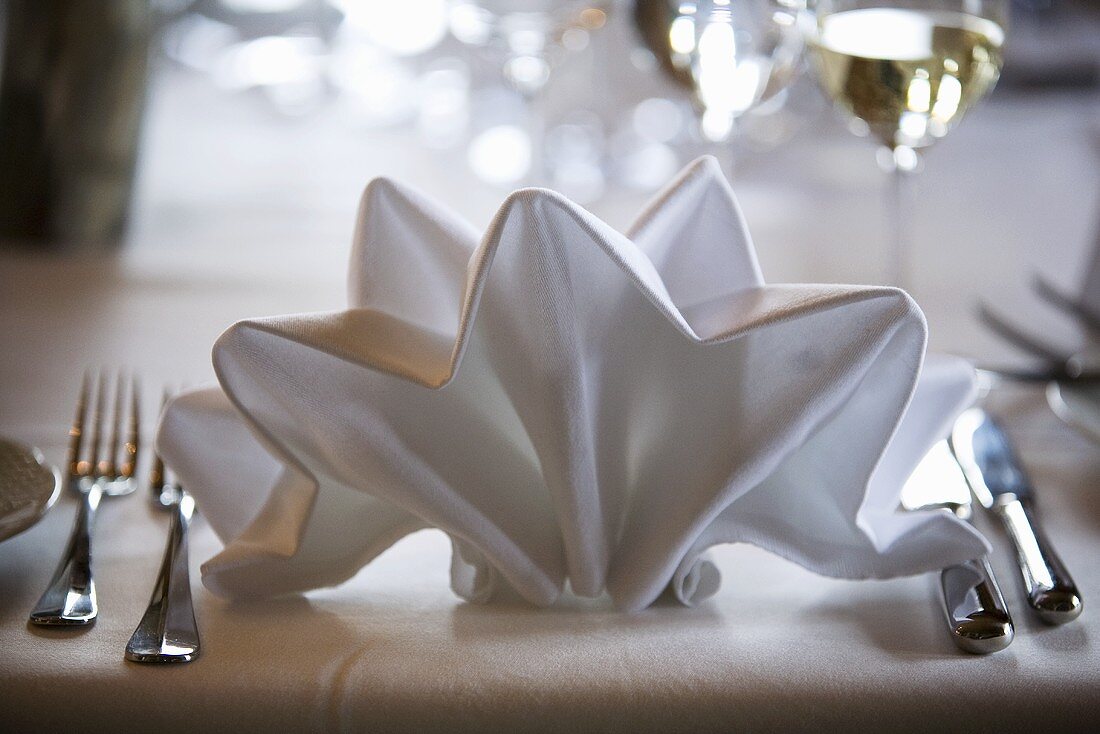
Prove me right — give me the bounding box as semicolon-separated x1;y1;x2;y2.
807;0;1008;289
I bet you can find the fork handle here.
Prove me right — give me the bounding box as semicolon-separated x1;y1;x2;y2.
125;494;200;663
940;557;1014;654
995;499;1083;624
29;482;102;626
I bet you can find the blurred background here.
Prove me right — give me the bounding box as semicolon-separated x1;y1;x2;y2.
0;0;1098;387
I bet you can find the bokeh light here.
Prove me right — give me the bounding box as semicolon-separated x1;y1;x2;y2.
468;125;532;185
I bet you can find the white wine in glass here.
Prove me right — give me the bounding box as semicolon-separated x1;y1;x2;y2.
807;0;1008;289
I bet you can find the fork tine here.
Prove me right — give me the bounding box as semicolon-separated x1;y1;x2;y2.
104;371;125;479
67;371;91;479
149;388;169;491
121;374;140;478
91;370;109;478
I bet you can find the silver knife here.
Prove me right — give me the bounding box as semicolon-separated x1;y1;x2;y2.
901;441;1014;653
950;408;1083;624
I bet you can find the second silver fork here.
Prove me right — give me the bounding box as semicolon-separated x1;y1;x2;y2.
30;371;140;626
125;390;200;663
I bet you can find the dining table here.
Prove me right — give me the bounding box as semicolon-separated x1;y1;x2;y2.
1;63;1099;731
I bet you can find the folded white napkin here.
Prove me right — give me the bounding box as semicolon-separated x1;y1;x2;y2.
157;157;988;611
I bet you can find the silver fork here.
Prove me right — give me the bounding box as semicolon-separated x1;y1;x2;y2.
125;390;200;663
30;371;140;626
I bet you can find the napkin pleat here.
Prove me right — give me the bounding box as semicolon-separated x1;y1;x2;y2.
214;319;567;605
606;287;933;610
159;389;431;599
628;156;764;304
349;178;479;336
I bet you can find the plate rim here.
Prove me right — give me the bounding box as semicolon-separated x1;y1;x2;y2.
0;439;62;544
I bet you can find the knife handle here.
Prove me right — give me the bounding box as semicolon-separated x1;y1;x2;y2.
940;558;1014;654
995;499;1083;624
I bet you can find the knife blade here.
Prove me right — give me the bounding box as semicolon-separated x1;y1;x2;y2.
950;408;1083;624
900;441;1014;653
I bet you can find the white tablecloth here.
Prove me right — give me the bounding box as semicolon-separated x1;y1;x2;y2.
1;386;1098;732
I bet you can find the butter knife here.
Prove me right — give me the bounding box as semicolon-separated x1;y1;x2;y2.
901;441;1014;653
950;408;1083;624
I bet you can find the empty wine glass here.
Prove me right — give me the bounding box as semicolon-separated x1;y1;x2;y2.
635;0;805;143
806;0;1008;289
449;0;611;184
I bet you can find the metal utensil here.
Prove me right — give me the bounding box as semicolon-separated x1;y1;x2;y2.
950;408;1083;624
0;439;61;544
125;392;199;663
29;371;140;627
901;441;1014;653
1047;381;1100;446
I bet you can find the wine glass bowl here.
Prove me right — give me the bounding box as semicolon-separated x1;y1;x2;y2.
635;0;805;141
808;0;1007;166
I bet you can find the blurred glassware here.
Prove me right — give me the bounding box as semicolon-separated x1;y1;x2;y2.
158;0;456;124
448;0;611;95
466;87;533;185
634;0;805;142
327;32;420;126
545;111;608;202
468;123;535;185
330;0;449;58
603;98;681;190
806;0;1009;288
731;70;826;152
0;0;152;249
161;13;241;73
634;0;695;89
448;0;612;185
416;58;474;149
214;31;329;114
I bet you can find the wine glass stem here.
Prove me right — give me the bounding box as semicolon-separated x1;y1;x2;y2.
719;139;737;182
888;163;915;291
523;87;546;187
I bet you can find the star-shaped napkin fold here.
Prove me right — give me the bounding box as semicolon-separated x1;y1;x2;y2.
158;157;988;611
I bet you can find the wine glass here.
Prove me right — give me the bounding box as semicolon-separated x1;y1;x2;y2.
806;0;1008;289
635;0;805;143
449;0;611;185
